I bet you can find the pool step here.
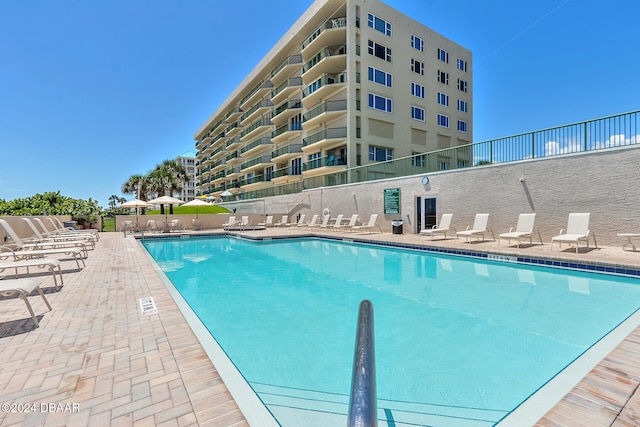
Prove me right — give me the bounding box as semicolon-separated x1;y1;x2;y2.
252;383;505;427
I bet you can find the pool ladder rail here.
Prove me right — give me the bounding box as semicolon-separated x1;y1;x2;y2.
348;299;377;427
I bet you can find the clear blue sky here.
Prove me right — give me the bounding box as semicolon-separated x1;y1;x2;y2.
1;0;638;208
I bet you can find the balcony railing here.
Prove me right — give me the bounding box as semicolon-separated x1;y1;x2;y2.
272;143;303;158
241;137;272;154
240;155;273;170
272;122;303;138
302;73;347;98
272;77;303;99
303;127;348;147
303;100;347;122
272;100;302;119
271;54;303;78
302;45;347;74
302;17;347;50
240;100;273;122
240;118;273;138
303;153;347;171
239;80;273;106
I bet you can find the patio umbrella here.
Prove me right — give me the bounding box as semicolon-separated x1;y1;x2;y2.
220;190;233;197
182;198;209;219
148;196;184;227
120;199;152;228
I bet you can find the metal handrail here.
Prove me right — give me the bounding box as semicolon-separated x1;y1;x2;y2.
347;300;377;427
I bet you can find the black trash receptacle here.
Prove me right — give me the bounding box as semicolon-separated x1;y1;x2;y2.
391;220;403;235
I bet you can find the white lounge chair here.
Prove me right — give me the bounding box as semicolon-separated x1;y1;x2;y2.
310;215;331;230
239;216;250;231
222;216;241;232
335;214;358;232
456;214;494;242
499;213;542;248
301;214;319;229
551;213;596;253
0;219;88;264
35;218;98;242
420;214;454;240
352;214;381;234
274;215;288;227
258;216;273;228
0;255;64;291
324;214;343;230
290;214;305;227
0;278;52;328
21;218;93;252
48;217;99;240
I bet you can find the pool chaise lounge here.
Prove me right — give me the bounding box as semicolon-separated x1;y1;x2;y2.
19;218;92;255
456;213;494;242
499;213;542;248
351;214;381;234
0;277;52;328
0;219;86;267
551;213;597;253
420;213;454;240
41;217;99;242
27;218;96;248
0;257;64;291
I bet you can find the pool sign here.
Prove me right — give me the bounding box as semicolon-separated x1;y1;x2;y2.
384;188;401;214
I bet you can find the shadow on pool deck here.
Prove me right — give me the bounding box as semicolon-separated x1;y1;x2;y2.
2;229;640;426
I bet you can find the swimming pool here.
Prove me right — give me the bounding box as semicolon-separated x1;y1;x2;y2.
142;236;640;426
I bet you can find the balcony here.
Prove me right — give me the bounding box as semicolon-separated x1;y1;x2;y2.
225;150;242;165
224;106;243;121
225;122;242;138
271;54;303;82
271;77;303;105
241;137;273;157
226;136;242;149
271;167;303;184
225;166;242;179
272;143;303;162
303;99;347;128
271;100;302;126
240;155;273;173
302;73;347;107
240;100;273;125
271;122;303;144
240;118;273;142
302;127;348;152
302;45;347;84
240;80;273;110
302;153;347;176
301;17;347;58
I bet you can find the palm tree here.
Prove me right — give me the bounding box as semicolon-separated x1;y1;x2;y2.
151;160;190;214
121;174;150;201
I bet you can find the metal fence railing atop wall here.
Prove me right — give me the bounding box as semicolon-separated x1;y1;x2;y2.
229;110;639;200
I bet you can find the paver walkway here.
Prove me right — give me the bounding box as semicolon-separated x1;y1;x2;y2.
3;229;640;426
0;232;247;427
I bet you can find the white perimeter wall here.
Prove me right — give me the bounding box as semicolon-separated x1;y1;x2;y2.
223;145;640;246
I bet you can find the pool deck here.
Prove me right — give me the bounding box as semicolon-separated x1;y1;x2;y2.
2;229;640;426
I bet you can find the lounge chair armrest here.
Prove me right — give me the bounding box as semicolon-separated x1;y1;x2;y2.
508;227;515;232
558;228;565;235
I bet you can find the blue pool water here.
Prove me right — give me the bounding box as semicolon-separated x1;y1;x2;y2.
142;236;640;426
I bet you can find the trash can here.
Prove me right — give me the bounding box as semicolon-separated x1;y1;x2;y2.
63;220;77;229
391;220;403;235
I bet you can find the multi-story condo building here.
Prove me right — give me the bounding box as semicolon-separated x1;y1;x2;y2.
194;0;472;199
174;151;197;201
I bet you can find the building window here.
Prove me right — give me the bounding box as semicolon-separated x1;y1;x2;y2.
437;114;449;128
291;157;302;175
265;166;273;181
437;92;449;106
458;100;468;112
411;82;425;98
411;35;424;51
368;40;392;62
411;106;425;121
367;66;392;87
457;58;467;72
437;48;449;63
412;154;426;167
438;161;450;170
369;146;393;161
457;79;468;92
437;70;449;85
411;58;424;75
458;120;468;133
367;13;392;36
368;93;392;113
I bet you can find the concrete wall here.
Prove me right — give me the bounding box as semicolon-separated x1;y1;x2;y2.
222;144;640;245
